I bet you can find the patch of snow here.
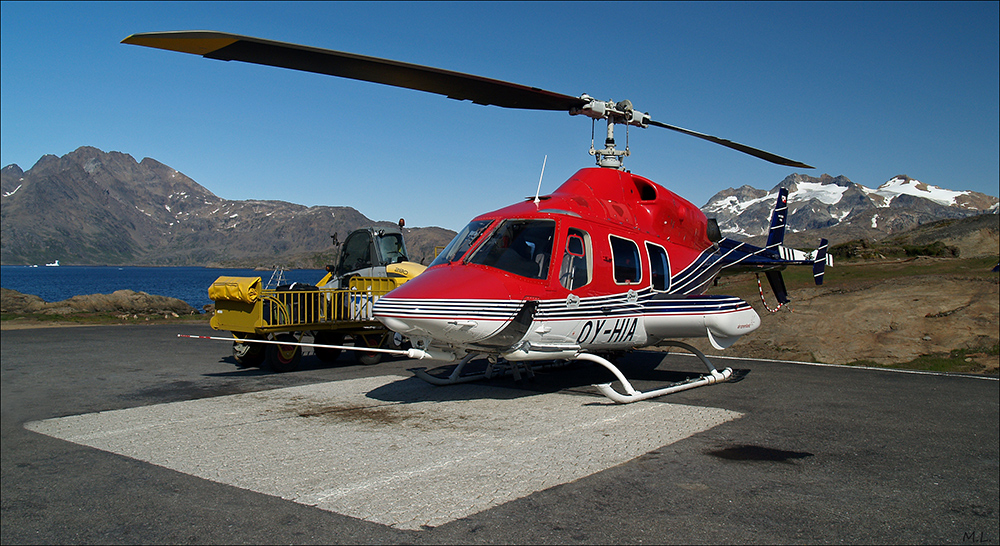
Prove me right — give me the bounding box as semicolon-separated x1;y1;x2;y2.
871;214;879;228
862;189;896;208
867;176;971;207
789;181;849;205
164;205;171;212
3;184;22;197
229;213;239;218
707;193;777;215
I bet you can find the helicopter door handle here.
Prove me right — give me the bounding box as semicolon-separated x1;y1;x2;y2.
447;320;478;329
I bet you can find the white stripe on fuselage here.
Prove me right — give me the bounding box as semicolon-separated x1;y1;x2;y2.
373;290;755;351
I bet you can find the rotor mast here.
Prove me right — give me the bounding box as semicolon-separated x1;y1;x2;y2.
571;95;650;169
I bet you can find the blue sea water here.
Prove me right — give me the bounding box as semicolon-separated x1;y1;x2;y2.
0;265;326;311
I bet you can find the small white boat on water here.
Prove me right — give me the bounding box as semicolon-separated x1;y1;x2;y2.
45;260;60;267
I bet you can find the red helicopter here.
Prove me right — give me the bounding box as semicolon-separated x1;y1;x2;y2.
126;31;830;403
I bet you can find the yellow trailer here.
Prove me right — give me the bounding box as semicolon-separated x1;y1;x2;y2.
208;275;405;371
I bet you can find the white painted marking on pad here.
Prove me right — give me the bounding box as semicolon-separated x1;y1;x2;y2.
26;375;741;530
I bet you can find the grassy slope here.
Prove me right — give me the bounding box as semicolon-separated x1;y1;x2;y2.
710;255;999;374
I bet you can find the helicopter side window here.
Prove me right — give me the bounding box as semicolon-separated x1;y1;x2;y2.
377;232;407;264
430;220;493;267
647;242;670;291
610;236;641;284
559;229;592;290
468;219;555;280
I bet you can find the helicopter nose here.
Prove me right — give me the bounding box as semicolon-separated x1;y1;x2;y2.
373;266;523;345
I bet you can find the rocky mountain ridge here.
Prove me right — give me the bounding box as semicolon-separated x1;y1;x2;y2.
4;147;996;266
702;173;998;249
1;147;456;267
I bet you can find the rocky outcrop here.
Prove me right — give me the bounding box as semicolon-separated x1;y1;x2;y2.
1;288;196;316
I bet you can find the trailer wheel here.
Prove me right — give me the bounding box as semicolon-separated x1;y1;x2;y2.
267;333;301;373
357;351;382;366
355;334;383;366
232;334;266;367
313;331;344;363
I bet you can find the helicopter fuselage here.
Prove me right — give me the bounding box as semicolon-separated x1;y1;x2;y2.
373;167;761;362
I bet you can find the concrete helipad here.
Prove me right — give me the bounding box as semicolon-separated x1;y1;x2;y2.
25;374;741;530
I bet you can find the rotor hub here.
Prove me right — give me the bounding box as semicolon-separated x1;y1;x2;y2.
571;95;650;169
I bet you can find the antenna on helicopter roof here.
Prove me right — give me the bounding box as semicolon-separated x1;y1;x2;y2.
534;155;547;205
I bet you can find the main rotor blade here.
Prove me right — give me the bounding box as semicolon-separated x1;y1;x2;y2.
123;31;813;168
647;119;814;169
121;31;587;111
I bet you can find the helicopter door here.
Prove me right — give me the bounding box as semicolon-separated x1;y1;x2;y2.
559;228;592;290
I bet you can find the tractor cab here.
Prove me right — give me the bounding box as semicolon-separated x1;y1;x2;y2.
320;223;425;289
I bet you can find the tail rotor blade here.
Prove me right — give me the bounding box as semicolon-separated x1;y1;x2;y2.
764;270;790;304
813;239;829;285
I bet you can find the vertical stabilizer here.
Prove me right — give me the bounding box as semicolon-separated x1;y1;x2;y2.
765;188;789;251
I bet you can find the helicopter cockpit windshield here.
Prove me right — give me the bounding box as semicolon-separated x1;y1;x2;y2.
430;220;494;267
467;219;555;280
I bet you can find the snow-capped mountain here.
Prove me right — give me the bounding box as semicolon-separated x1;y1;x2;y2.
702;173;998;246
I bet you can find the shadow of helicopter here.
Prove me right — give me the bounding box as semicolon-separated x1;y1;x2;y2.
365;350;749;404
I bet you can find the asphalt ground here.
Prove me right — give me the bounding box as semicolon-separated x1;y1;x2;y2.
2;323;997;545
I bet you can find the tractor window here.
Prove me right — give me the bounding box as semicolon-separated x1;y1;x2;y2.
647;242;670;291
610;236;641;284
338;230;373;275
559;229;592;290
468;219;555;280
377;232;407;264
430;220;493;266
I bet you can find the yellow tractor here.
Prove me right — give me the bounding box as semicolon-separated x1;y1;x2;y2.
208;223;426;372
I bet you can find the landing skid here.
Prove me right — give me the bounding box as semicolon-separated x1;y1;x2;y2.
585;341;734;404
409;341;734;404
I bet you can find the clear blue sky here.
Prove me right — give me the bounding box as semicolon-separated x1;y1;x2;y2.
2;1;997;231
